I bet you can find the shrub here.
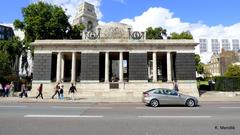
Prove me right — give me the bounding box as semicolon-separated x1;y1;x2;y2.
214;76;240;91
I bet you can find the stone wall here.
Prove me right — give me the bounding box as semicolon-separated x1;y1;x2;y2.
33;53;52;81
175;53;196;80
80;53;99;81
129;53;148;80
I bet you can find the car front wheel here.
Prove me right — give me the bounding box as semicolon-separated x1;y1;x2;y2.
186;99;195;107
150;99;159;107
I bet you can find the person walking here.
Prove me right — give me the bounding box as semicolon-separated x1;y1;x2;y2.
59;85;64;100
173;80;179;91
52;82;60;99
69;83;77;100
19;83;28;98
36;83;43;99
3;83;10;97
9;81;15;97
0;83;3;97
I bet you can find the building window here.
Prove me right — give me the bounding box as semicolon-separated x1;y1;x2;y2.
232;39;239;51
211;39;220;53
0;34;4;39
199;39;208;53
222;39;230;51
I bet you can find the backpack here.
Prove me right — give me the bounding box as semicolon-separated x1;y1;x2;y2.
60;88;63;94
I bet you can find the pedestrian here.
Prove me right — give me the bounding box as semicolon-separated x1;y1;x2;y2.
3;83;10;97
173;80;179;91
19;83;28;98
36;83;43;99
59;85;64;100
52;82;60;99
9;81;15;97
69;83;77;100
0;83;3;97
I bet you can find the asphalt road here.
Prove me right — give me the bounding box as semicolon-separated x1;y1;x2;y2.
0;102;240;135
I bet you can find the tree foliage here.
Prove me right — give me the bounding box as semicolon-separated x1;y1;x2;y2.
69;24;85;39
146;27;167;39
170;31;193;39
0;37;26;76
194;54;204;74
14;2;71;42
224;64;240;77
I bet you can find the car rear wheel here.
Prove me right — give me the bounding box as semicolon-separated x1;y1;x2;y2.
186;99;195;107
150;99;159;107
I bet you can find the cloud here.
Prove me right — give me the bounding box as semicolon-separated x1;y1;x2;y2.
113;0;126;4
120;7;240;39
120;7;240;63
0;23;24;40
32;0;102;23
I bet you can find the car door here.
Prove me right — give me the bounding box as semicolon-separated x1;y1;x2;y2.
154;89;169;104
163;89;182;105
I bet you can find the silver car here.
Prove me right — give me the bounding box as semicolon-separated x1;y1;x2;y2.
142;88;198;107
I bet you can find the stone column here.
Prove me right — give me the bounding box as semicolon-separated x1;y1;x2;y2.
152;52;157;82
167;52;172;82
56;52;62;82
105;52;109;82
119;52;123;82
71;52;76;83
61;54;64;81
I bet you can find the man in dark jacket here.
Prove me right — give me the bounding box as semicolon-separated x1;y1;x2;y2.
69;83;77;100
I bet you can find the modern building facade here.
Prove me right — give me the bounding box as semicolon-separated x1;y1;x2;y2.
0;25;14;40
198;38;240;54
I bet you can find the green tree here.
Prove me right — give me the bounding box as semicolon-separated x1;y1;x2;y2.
170;31;193;39
0;51;11;75
224;64;240;77
69;24;86;39
0;37;27;76
14;1;70;42
146;27;167;39
194;54;204;74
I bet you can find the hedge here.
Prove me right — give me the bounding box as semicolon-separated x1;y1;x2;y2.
215;76;240;91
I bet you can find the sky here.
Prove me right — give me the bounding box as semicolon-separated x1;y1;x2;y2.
1;0;240;63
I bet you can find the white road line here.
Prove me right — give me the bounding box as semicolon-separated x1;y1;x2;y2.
0;106;27;108
51;106;112;109
138;116;212;118
219;107;240;109
24;115;104;118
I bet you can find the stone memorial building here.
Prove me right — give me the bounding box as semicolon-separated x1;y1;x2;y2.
31;2;199;98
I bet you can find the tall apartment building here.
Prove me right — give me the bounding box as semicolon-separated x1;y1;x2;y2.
198;38;240;54
0;25;14;40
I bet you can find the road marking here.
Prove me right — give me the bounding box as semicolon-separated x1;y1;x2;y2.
0;106;27;108
24;115;104;118
219;107;240;109
138;116;212;118
51;106;112;109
